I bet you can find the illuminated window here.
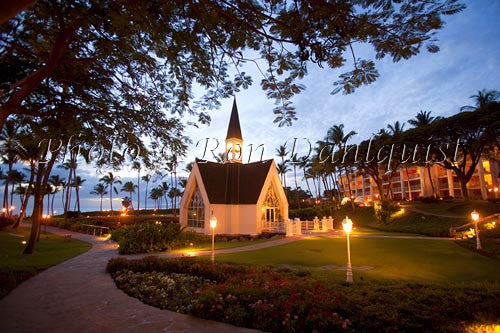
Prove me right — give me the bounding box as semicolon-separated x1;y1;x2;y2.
482;161;491;174
187;184;204;228
262;185;280;221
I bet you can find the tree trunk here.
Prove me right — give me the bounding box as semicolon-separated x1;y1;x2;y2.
73;165;80;212
427;164;437;197
51;192;55;215
405;168;412;201
64;167;72;216
13;164;35;228
460;178;469;202
144;181;149;210
109;185;113;211
99;195;103;212
344;166;355;208
9;181;15;216
24;193;42;254
293;165;300;208
137;171;140;211
3;164;12;210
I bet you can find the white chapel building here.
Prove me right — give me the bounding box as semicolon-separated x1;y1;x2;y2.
179;99;289;235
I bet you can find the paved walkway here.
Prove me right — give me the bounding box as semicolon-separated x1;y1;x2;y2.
0;226;257;333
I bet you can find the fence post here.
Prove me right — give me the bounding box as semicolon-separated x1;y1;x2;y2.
313;216;319;231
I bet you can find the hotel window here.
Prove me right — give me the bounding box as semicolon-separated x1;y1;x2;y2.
187;184;204;228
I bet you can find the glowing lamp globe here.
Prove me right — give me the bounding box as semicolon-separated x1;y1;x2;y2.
210;214;217;229
342;216;353;233
471;210;479;222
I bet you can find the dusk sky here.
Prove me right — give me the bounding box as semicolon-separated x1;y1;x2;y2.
4;0;500;213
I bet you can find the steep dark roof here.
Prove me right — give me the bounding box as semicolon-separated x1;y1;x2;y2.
196;159;273;204
226;98;243;140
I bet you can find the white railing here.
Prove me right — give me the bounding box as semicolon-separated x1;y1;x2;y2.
261;220;285;233
263;217;336;236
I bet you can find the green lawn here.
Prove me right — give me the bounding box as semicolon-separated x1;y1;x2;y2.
171;236;284;253
0;228;91;298
214;236;500;283
402;200;500;218
333;206;468;237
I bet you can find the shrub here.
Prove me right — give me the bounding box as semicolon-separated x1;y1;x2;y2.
0;216;14;230
107;256;248;282
56;220;72;230
373;199;398;225
70;222;83;232
169;230;211;248
113;223;181;254
419;196;440;204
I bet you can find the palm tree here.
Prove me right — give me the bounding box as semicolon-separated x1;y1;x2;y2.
58;158;78;214
408;110;435;127
460;89;499;111
0;120;20;211
290;153;301;208
149;188;162;209
141;174;151;210
15;185;28;210
327;124;356;205
12;139;39;228
72;176;86;211
387;121;405;136
166;156;178;213
132;162;141;210
8;170;25;216
160;181;169;209
299;158;312;198
90;183;108;212
277;162;290;189
408;111;442;197
48;175;65;215
179;178;187;189
99;172;122;211
121;181;137;208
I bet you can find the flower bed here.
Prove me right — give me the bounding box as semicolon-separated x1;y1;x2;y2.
108;256;500;332
108;257;350;332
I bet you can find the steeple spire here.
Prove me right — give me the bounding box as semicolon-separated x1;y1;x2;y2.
225;97;243;163
226;98;242;140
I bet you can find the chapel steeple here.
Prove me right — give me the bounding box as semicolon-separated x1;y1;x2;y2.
225;98;243;163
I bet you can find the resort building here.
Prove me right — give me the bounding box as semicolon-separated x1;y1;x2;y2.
338;158;500;202
179;99;289;235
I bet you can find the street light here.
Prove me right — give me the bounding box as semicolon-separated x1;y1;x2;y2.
210;211;217;263
342;216;353;284
470;210;481;250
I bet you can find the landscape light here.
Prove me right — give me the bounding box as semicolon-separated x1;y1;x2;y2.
210;211;217;263
470;210;481;250
342;216;353;284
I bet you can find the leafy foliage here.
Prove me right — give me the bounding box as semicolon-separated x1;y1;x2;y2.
111;223;181;254
373;199;399;225
1;0;465;126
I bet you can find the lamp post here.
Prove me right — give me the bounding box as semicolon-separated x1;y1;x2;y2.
470;210;481;250
210;211;217;263
342;216;353;284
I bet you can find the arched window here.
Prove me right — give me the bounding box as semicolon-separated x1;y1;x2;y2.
262;184;281;222
188;184;204;228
